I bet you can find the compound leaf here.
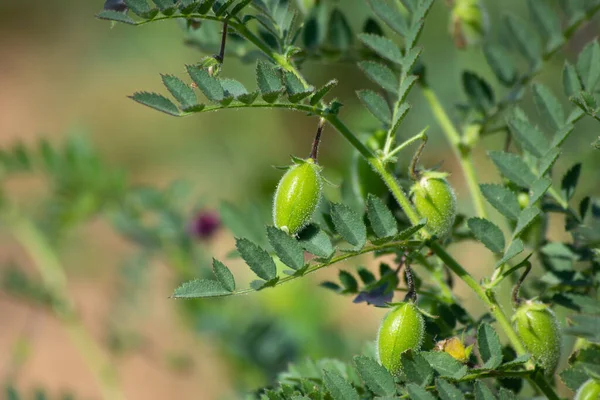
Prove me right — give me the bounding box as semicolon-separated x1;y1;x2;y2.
468;218;505;254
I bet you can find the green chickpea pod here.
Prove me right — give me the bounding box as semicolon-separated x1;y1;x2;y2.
377;302;425;376
273;158;323;235
513;301;562;375
412;172;457;238
575;379;600;400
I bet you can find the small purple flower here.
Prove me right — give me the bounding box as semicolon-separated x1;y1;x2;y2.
189;210;221;240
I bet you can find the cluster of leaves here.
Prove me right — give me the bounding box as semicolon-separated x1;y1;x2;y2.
99;0;255;26
253;322;531;400
129;61;338;117
457;0;600;130
172;195;425;298
460;30;600;338
464;66;599;267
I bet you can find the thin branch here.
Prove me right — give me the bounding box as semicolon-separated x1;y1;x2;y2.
384;128;428;162
511;262;532;308
409;133;428;181
227;239;420;297
403;262;417;303
215;21;228;64
428;241;529;357
309;118;326;161
420;85;488;219
8;214;124;400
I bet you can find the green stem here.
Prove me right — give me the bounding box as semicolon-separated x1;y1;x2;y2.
420;85;487;218
180;101;321;116
326;115;424;228
412;252;453;302
384;127;428;162
548;187;569;210
231;22;308;87
227;239;420;296
486;260;530;290
326;113;545;388
530;370;562;400
428;241;528;357
459;369;531;382
9;216;124;400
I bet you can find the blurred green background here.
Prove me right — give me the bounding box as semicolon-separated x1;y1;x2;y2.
0;0;598;399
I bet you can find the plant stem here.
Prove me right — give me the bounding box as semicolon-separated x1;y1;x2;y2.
228;239;421;296
428;241;528;357
10;216;124;400
420;85;487;218
134;13;309;88
309;117;326;161
216;21;228;63
412;252;454;302
326;115;423;229
228;21;309;87
531;370;562;400
384;128;428;162
548;187;569;210
459;369;531;382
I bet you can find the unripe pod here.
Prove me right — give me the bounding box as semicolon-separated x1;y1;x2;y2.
575;379;600;400
377;302;425;375
412;174;457;238
513;301;562;375
273;158;322;235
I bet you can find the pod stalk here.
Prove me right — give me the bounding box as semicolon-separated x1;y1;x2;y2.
403;262;417;303
409;135;428;181
512;261;532;308
216;21;228;64
309;118;326;161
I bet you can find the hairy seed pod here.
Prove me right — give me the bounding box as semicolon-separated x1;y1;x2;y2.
575;379;600;400
273;158;322;235
377;302;425;375
412;173;457;238
513;301;562;375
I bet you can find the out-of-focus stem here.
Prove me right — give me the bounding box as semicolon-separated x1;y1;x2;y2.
10;216;124;400
420;85;488;219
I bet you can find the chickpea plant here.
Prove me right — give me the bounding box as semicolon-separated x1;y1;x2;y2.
2;0;600;398
96;0;600;398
